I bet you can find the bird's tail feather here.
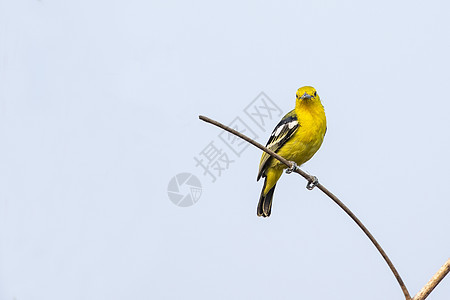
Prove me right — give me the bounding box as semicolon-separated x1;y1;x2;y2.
257;178;276;217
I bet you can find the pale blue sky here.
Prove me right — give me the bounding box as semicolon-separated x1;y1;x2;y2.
1;1;449;299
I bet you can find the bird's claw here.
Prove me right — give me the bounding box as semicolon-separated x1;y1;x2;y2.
285;162;319;190
306;176;319;190
285;161;298;174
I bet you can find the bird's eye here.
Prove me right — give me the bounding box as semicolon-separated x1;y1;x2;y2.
314;91;317;97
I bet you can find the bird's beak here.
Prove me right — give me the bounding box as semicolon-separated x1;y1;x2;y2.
300;92;312;100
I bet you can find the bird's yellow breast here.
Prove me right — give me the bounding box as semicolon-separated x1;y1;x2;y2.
272;100;326;169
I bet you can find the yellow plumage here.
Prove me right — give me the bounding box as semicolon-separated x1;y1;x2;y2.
257;86;327;217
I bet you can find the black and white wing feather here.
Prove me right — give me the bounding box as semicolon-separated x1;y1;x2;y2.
257;109;299;181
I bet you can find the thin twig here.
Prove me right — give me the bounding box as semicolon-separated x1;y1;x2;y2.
413;259;450;300
199;115;412;300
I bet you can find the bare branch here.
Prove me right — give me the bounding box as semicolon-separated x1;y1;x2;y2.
199;115;412;300
413;259;450;300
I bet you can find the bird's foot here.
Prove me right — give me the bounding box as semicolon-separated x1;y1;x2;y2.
306;176;319;190
285;161;298;174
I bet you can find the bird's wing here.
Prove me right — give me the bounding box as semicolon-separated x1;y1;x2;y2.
257;109;300;181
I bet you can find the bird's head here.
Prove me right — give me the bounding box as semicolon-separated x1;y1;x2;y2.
295;86;320;104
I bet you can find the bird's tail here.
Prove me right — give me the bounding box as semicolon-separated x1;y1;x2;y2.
257;178;276;217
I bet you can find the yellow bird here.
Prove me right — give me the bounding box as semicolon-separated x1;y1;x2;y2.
257;86;327;217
